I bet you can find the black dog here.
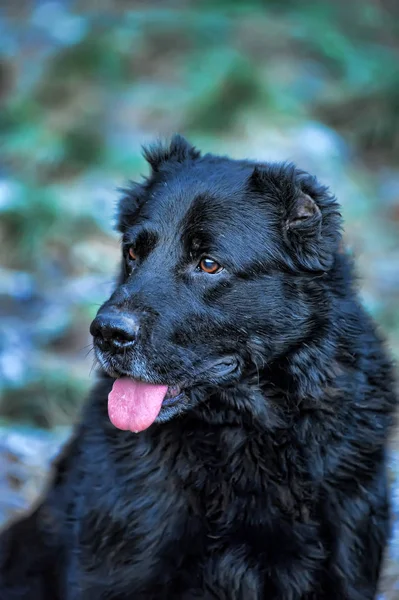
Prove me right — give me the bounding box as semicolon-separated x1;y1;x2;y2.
0;135;397;599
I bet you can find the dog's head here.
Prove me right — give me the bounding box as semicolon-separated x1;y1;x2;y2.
91;135;342;431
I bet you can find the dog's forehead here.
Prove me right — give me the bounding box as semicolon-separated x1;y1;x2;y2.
142;161;276;236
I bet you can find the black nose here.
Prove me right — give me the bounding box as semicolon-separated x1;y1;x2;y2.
90;311;139;349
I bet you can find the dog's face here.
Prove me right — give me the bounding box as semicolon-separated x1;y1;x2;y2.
91;136;341;427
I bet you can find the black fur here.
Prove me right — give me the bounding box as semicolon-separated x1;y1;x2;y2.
0;135;397;599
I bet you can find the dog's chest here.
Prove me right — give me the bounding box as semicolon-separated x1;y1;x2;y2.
172;427;316;564
74;426;317;597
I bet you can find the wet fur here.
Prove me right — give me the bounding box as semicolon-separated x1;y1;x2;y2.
0;136;397;599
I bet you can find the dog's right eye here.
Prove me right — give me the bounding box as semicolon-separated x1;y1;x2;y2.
128;247;137;261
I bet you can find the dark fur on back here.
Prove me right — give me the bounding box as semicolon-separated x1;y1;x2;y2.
0;135;397;599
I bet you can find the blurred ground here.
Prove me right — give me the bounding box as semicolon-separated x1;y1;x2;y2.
0;1;398;597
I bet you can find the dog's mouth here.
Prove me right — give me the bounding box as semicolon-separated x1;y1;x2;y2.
106;357;238;434
162;384;184;406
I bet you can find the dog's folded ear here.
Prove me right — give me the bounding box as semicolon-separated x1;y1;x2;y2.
284;191;331;272
286;193;321;234
117;136;200;233
250;165;341;273
143;135;201;172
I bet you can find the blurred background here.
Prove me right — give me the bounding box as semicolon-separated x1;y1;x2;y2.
0;0;398;596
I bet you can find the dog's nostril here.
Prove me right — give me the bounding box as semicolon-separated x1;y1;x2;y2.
90;313;140;347
111;331;134;347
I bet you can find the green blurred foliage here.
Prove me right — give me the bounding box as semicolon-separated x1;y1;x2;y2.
0;0;398;427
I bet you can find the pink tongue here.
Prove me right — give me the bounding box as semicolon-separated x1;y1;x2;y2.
108;378;168;433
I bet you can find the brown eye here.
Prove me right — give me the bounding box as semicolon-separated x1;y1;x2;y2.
128;247;137;260
199;257;223;274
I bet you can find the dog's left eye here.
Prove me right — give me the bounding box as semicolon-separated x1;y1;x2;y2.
198;257;223;274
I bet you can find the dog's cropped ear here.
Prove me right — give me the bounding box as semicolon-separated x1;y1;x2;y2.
142;134;201;173
250;164;341;272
